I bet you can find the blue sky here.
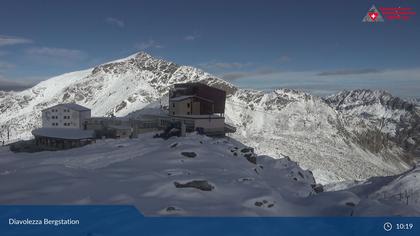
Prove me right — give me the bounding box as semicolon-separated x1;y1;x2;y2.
0;0;419;98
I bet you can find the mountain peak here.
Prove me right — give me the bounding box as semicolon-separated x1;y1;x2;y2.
325;88;416;112
134;51;153;58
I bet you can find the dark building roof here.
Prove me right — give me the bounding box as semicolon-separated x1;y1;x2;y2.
170;83;226;113
43;103;91;112
170;95;214;103
32;128;94;140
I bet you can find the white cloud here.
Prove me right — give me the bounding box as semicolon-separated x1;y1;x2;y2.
184;35;196;41
0;35;32;47
198;61;252;71
221;68;279;81
134;40;163;50
105;17;125;28
26;47;86;60
0;61;15;70
277;55;291;63
184;33;200;41
317;68;382;76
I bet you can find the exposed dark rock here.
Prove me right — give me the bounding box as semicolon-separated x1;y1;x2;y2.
311;184;324;193
238;177;254;182
181;152;197;158
170;143;178;148
240;147;254;153
166;206;181;212
298;171;304;179
244;153;257;164
254;200;275;208
345;202;356;207
115;101;127;113
174;180;214;191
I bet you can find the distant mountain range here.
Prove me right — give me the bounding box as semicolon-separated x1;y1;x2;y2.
0;52;418;184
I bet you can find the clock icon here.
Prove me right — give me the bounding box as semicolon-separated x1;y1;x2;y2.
384;222;393;231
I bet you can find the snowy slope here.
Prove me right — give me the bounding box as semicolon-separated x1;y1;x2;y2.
225;89;416;183
0;134;418;216
325;90;420;161
0;52;418;184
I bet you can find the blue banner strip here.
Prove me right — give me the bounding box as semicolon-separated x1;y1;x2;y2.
0;206;419;236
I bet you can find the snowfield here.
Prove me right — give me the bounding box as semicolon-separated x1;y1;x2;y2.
0;133;418;216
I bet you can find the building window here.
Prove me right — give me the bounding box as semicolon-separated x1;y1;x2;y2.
173;112;175;115
187;112;190;115
172;103;175;108
187;103;190;108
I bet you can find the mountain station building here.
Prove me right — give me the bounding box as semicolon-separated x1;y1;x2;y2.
32;103;94;149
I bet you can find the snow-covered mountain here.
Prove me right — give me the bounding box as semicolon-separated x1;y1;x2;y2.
0;52;418;184
226;88;418;183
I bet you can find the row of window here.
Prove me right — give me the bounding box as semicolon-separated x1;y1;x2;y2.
51;115;71;119
171;103;191;108
51;109;71;112
51;122;72;126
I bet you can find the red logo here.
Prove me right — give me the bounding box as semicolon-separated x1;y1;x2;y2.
363;5;384;22
369;12;379;21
